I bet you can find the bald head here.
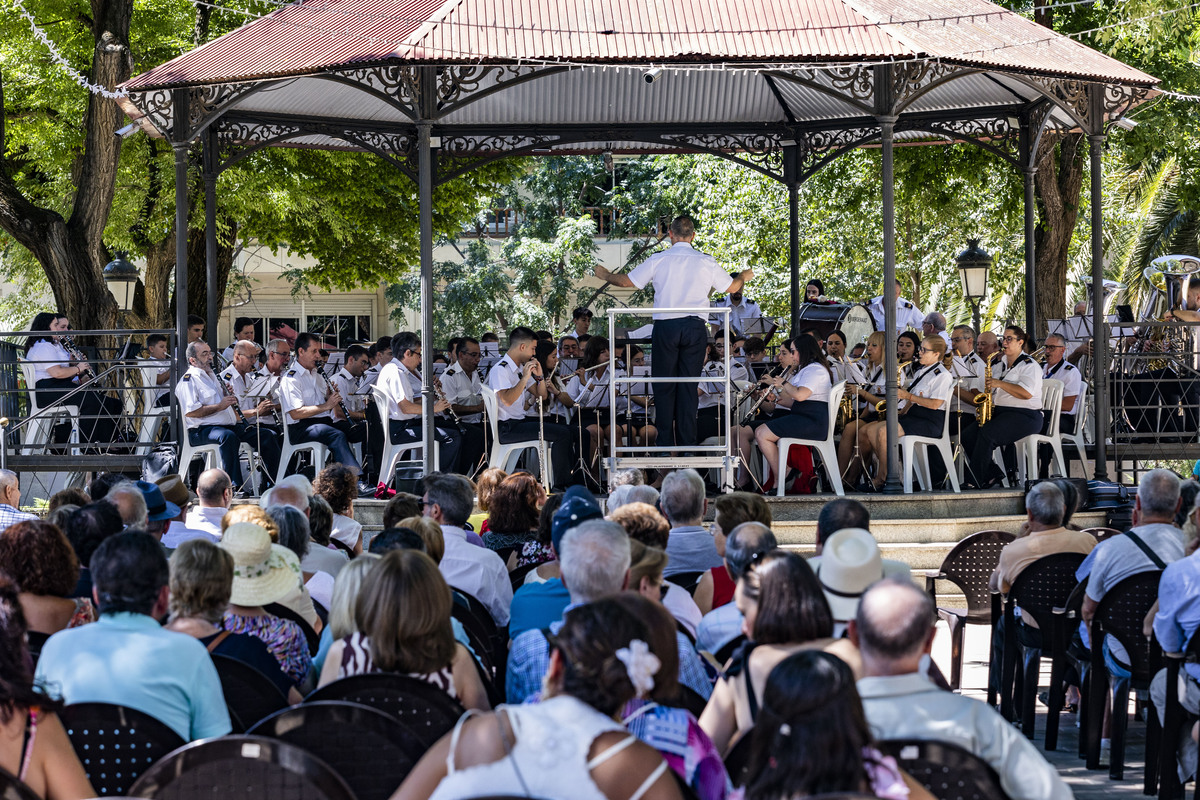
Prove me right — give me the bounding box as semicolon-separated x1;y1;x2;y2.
977;331;999;357
196;469;232;507
261;484;307;513
852;579;935;675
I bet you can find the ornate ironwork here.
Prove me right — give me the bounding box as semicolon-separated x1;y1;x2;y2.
335;64;423;109
437;65;523;107
1104;83;1152;123
658;131;786;180
890;61;972;112
435;131;565;183
823;65;875;103
188;82;263;136
770;65;875;115
215;117;415;176
1023;75;1092;129
795;125;879;182
898;115;1021;167
124;88;174;139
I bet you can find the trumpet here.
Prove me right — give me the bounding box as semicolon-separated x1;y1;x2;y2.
971;352;1002;425
874;360;914;414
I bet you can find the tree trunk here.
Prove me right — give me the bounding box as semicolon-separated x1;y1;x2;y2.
1033;132;1086;337
186;219;236;322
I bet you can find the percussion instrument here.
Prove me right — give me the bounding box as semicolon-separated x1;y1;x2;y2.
795;302;875;346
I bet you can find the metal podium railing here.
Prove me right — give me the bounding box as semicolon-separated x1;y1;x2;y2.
604;306;739;492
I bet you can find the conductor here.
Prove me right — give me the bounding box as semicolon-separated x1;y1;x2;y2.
594;215;754;448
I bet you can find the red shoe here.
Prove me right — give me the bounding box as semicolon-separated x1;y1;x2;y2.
374;483;396;499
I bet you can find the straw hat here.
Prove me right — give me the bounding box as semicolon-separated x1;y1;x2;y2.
220;522;301;606
815;528;883;623
155;474;194;509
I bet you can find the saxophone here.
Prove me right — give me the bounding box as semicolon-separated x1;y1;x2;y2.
834;355;867;434
874;361;914;415
972;352;1002;425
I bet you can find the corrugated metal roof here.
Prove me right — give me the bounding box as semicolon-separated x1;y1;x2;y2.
123;0;1156;91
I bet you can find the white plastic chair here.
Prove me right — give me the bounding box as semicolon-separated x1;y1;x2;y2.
175;395;261;494
134;363;170;456
17;359;81;455
899;382;960;493
481;386;551;478
700;378;755;487
278;408;329;481
1061;381;1088;477
370;383;435;488
763;380;846;497
994;378;1065;485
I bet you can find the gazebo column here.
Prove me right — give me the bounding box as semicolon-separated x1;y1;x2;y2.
203;130;220;347
417;121;436;475
172;89;191;443
878;114;901;493
1089;130;1108;481
784;144;801;334
1020;120;1037;337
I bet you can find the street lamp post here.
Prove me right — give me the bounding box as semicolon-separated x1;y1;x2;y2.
102;252;139;313
956;239;992;334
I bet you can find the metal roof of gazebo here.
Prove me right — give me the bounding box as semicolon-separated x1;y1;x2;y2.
118;0;1156;486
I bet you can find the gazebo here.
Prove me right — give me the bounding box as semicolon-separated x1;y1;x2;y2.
118;0;1157;486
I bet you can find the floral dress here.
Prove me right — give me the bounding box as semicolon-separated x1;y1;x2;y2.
222;611;312;685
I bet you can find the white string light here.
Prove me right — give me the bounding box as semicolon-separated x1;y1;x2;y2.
11;0;128;99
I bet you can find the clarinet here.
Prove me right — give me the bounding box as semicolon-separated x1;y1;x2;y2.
319;365;352;421
433;377;466;434
739;365;793;426
265;371;284;426
216;369;249;425
58;335;94;379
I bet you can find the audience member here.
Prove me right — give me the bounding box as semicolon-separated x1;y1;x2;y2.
0;472;39;527
610;468;646;488
185;468;232;538
45;503;78;531
218;522;313;687
988;481;1094;696
423;473;512;626
135;479;181;543
700;549;860;755
739;650;920;800
156;474;211;548
696;521;777;656
35;532;232;741
62;502;123;599
0;572;95;800
507;519;711;704
85;472;123;502
609;501;703;636
1056;478;1083;530
810;498;912;582
0;520;95;636
1178;479;1200;546
396;598;678;800
314;553;380;673
268;504;330;619
47;487;89;514
470;467;508;533
659;470;722;577
483;472;544;564
608;483;661;513
221;503;279;538
814;528;885;633
318;549;489;710
628;540;669;604
850;579;1071;800
370;526;426;556
710;492;772;608
259;482;307;513
382;492;422;529
302;495;349;577
104;479;149;528
613;593;731;800
508;492;597;640
396;515;446;563
315;464;364;554
165;539;300;702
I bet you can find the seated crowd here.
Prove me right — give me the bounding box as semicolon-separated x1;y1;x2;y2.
20;461;1200;800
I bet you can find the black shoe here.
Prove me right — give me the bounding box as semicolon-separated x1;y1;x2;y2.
357;481;376;498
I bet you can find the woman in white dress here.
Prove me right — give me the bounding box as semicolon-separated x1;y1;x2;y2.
392;597;681;800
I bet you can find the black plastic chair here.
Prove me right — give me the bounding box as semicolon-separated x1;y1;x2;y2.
248;700;428;800
1157;630;1200;800
665;571;705;596
508;562;539;592
211;653;290;733
60;702;186;796
1083;569;1163;782
453;589;509;687
264;602;321;656
723;734;754;787
305;673;466;748
994;551;1087;738
924;530;1015;692
0;765;41;800
128;734;355;800
25;631;49;671
879;738;1007;800
1045;577;1088;753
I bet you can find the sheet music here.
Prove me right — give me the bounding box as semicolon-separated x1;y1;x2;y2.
628;365;651;396
480;342;500;358
244;373;278;399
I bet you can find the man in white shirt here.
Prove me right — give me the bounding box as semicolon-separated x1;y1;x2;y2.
176;341;282;490
1037;332;1083;477
929;324;985;487
0;470;38;528
278;332;364;487
711;284;771;339
141;333;172;408
219;316;257;366
486;326;574;488
867;278;927;333
922;312;952;347
439;336;487;473
376;331;463;474
422;473;512;626
184;468;233;539
220;339;283;436
850;579;1072;800
594;215;753;448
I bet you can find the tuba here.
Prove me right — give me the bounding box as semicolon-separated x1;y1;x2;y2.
1133;255;1200;372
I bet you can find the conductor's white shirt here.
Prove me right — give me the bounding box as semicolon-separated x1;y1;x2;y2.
628;242;734;321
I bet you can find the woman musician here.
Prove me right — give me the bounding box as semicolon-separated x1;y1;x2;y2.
24;312;122;445
732;339;800;488
622;345;657;448
896;331;921;381
566;337;623;470
533;340;575;427
853;336;951;492
752;336;834;492
697;339;749;444
836;331;888;485
825;330;862;386
959;325;1043;489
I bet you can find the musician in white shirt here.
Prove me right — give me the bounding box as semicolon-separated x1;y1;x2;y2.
278;333;364;485
697;339;748;444
376;332;464;475
856;336;952;491
868;278;926;332
435;336;487;475
1037;334;1083;478
754;336;834;491
24;311;122;445
486;327;574;489
177;340;282;490
220;340;280;427
837;331;889;487
825;330;864;387
141;333;172;408
567;336;623;471
959;325;1044;489
928;324;986;488
219;316;257;366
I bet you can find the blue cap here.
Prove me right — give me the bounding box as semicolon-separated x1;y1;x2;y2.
550;485;603;554
136;479;181;522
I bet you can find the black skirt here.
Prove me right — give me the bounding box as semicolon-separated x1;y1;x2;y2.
900;404;945;439
765;400;829;440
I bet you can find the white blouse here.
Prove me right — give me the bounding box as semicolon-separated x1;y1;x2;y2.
27;340;72;384
791;362;832;403
902;363;953;411
994;354;1044;411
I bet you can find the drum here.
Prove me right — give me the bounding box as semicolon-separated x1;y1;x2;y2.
795;302;876;346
